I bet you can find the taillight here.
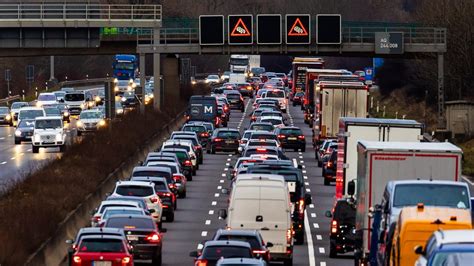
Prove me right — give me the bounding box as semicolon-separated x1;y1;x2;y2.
251;116;256;121
146;233;161;243
213;138;223;142
298;199;305;215
173;174;184;182
92;216;101;222
327;161;333;168
168;183;177;190
277;134;285;139
73;256;81;263
298;135;305;140
256;148;267;152
247;86;252;90
252;249;267;254
331;220;338;234
122;256;132;264
195;259;208;266
286;229;292;244
184;160;193;166
200;132;209;137
150;196;159;203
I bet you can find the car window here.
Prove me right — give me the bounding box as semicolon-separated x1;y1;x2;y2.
116;185;154;197
80;112;102;119
65;93;85;101
103;209;143;220
38;94;56;101
183;126;206;133
217;131;240;138
334;201;356;225
133;170;171;178
266;91;284;98
226;94;241;99
250;124;274;131
18;120;35;128
217;236;260;249
35;119;62;129
20;110;44;119
12;102;28;109
203;246;252;260
432;252;474;265
106;217;155;229
280;128;302;135
107;198;146;209
78;239;125;253
44;108;61;116
245;149;278;157
393;184;470;209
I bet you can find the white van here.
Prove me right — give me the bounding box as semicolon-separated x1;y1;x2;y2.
219;174;293;265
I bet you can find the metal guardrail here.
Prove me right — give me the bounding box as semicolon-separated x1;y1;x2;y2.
136;26;446;46
0;4;162;21
0;95;20;105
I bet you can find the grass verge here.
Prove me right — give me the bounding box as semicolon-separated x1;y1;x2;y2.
458;138;474;176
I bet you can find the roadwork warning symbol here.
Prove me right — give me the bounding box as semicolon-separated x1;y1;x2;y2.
288;18;308;36
231;18;251;36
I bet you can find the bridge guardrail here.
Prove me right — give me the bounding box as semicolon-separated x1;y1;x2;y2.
0;95;20;105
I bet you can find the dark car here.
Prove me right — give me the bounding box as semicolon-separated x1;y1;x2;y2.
182;123;210;147
104;215;165;264
292;92;304;106
161;148;195;179
236;82;254;98
208;128;241;154
275;127;306;152
325;198;356;258
248;122;274;132
172;135;204;165
0;106;12;126
225;91;245;112
131;176;177;222
246;160;312;244
55;103;71;122
14;119;35;144
190;240;253;266
218;106;228;127
132;166;178;195
212;229;272;262
322;148;338;186
187;95;219;127
121;91;138;107
65;227;126;266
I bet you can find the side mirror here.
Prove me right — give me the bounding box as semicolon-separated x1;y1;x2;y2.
325;210;332;218
189;251;198;257
218;209;228;220
138;161;143;166
148;209;155;213
348;180;355;196
160;228;168;233
65;239;73;244
414;245;424;255
266;242;274;248
297;164;303;170
304;193;312;205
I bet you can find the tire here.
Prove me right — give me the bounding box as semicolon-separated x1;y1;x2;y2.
196;163;199;170
192;168;197;175
174;201;177;210
32;145;39;153
181;190;187;198
152;254;162;266
301;105;304;111
14;138;21;145
167;212;175;222
283;258;293;266
59;145;66;153
282;109;287;113
207;149;211;154
318;160;322;167
329;241;337;258
302;147;306;152
293;102;297;107
187;174;193;181
211;147;216;154
324;177;330;186
294;231;304;245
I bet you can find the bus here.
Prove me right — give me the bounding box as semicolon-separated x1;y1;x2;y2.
112;54;138;80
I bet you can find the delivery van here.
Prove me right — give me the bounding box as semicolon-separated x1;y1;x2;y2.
219;174;293;265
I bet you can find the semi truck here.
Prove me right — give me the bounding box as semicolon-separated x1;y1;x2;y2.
291;57;324;97
311;81;368;148
352;141;465;265
335;118;424;198
112;54;138;80
229;55;250;75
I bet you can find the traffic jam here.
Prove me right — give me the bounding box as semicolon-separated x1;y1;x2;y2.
64;56;472;266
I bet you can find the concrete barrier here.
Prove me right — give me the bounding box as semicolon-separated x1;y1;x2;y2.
24;113;185;266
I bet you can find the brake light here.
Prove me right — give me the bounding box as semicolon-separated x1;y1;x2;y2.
252;249;267;254
213;138;223;142
256;148;267;152
277;134;285;139
247;86;252;90
251;116;256;121
298;135;305;140
92;216;101;222
184;160;193;166
150;196;159;203
146;233;161;243
195;259;208;266
122;256;132;264
72;256;81;263
173;174;183;181
331;220;338;234
200;132;209;137
194;145;202;150
327;161;333;168
168;184;177;190
286;229;292;243
224;105;229;111
298;199;305;215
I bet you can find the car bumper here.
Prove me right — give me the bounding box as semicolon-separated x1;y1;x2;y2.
212;143;239;151
132;244;161;260
280;140;305;149
33;141;64;147
324;168;336;179
270;247;293;261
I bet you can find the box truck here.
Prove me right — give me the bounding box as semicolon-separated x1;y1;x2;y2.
291;57;324;97
353;141;464;265
335;118;424;198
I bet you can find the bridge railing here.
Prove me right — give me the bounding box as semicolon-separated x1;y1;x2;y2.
136;26;446;46
0;4;162;21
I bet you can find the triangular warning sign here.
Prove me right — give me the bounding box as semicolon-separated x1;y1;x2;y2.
288;18;308;36
231;18;251;37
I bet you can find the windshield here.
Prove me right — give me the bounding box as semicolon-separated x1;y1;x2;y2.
393;184;470;209
18;120;35;128
107;198;146;209
280;128;303;135
183;126;206;133
261;112;282;117
78;239;125;253
217;131;240;139
262;119;282;125
65;93;85;101
0;107;8;114
229;58;249;65
114;62;135;70
133;171;170;178
203;246;252;260
432;251;474;265
106;217;154;229
250;124;274;131
103;209;143;220
80;112;102;119
20;110;44;119
208;75;219;79
266;91;285;98
226;94;241;99
38;94;56;101
35;119;62;129
12;102;28;109
116;186;154;197
123;91;135;97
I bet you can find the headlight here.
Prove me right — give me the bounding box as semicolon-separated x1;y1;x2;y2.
36;102;42;107
132;83;137;88
55;133;62;141
114;78;118;83
95;96;101;102
205;79;209;83
114;86;119;92
63;111;69;117
129;78;134;83
6;114;11;120
127;86;132;91
121;97;127;102
77;121;83;127
249;73;254;77
15;130;21;137
116;109;123;114
98;120;106;126
33;134;41;142
148;94;154;99
191;80;197;85
88;102;94;107
80;103;85;109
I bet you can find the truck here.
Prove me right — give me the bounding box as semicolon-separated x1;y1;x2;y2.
186;95;219;127
353;140;465;265
229;73;247;83
229;55;250;75
335;118;424;198
248;55;261;76
312;81;368;148
302;69;353;124
291;57;324;97
113;54;138;80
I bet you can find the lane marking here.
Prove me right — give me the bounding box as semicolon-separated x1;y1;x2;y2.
316;235;322;240
313;223;319;229
217;186;222;190
208;210;214;215
214;193;220;198
220;180;224;183
320;262;327;266
319;247;325;254
305;182;309;186
211;201;217;206
27;148;32;152
0;161;6;165
227;158;231;161
302;170;307;173
8;134;11;137
311;213;316;218
304;176;308;180
221;173;226;177
304;210;316;266
306;188;311;192
228;154;233;157
205;220;211;225
224;168;228;171
225;163;230;166
300;160;304;163
201;231;208;237
10;157;15;160
0;137;4;140
299;156;303;159
309;204;314;209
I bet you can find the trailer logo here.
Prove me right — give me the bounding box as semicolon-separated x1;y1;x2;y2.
231;18;251;36
288;18;308;36
374;156;407;161
204;105;213;114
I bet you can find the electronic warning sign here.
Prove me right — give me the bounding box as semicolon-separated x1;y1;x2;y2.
228;15;253;45
286;14;311;44
316;14;341;44
257;14;282;44
199;15;224;45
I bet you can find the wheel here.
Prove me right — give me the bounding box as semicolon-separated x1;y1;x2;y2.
329;241;337;258
318;160;322;167
196;163;199;170
192;168;197;175
211;147;216;154
294;231;304;245
223;122;228;127
293;102;297;107
174;201;177;210
152;254;162;266
207;149;211;154
14;138;21;145
59;145;66;152
282;109;287;113
181;190;187;198
241;109;244;113
324;177;330;186
167;212;175;222
32;146;39;153
283;258;293;266
187;174;193;181
301;105;304;111
77;130;82;136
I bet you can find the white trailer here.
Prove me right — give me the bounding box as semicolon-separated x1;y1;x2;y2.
354;141;463;260
335;118;424;198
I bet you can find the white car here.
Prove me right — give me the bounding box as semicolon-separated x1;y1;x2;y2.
98;206;146;227
263;89;287;113
76;110;106;136
90;200;142;227
64;91;86;116
161;140;198;168
36;92;57;107
205;75;221;84
110;181;163;226
259;116;285;128
32;116;66;153
114;79;135;93
238;130;258;154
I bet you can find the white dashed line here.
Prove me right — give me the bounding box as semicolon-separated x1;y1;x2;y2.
319;247;325;254
0;137;4;140
227;158;231;161
224;168;228;171
228;154;233;157
302;165;306;168
311;213;317;218
217;186;222;190
209;210;214;215
220;180;225;183
201;231;208;237
299;156;303;159
320;262;327;266
226;163;230;166
306;188;311;192
27;148;32;152
221;173;226;177
309;204;314;209
316;235;322;240
214;193;220;198
205;220;211;225
313;223;319;228
300;160;304;163
0;161;6;165
212;201;217;206
7;134;11;137
304;176;308;180
298;152;302;155
10;157;15;160
305;182;309;186
302;170;307;173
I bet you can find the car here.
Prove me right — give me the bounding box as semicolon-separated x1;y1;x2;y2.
64;91;87;115
104;215;165;264
324;198;357;258
132;166;178;192
90;200;143;227
65;227;126;266
115;101;124;116
94;90;105;105
145;161;187;198
14;119;35;144
235;82;254;98
0;106;12;126
220;71;231;82
105;195;153;215
248;122;274;132
182;123;210;147
61;87;75;93
225;90;245;112
114;79;135;94
263;89;287;113
292;92;304;106
170;131;199;140
206;74;221;84
212;229;272;262
52;90;67;102
98;206;147;227
171;135;204;164
43;106;62;117
316;139;337;166
17;107;45;127
71;235;133;266
217;258;267;266
131;176;177;222
36;92;57;107
218;106;228;127
207;128;241;154
238;130;258;153
258;116;285;128
275;126;306;152
161;140;200;168
120;91;138;108
10;101;29;126
190;240;253;266
76;109;106;136
32;116;66;153
161;148;196;178
229;157;265;179
110;181;163;227
414;229;474;266
322;148;338;185
144;152;181;167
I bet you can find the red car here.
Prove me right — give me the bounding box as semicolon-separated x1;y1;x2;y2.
72;235;133;265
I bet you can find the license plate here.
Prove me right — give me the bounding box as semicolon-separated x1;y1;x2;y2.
288;182;296;193
93;262;111;266
226;140;234;144
127;235;138;241
288;137;297;140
